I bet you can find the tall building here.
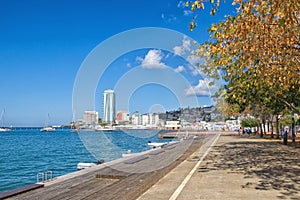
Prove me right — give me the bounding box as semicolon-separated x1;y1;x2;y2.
83;111;98;125
103;89;116;124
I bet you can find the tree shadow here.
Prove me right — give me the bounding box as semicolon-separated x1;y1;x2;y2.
202;135;300;199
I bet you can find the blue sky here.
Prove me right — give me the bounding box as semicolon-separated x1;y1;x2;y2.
0;0;236;126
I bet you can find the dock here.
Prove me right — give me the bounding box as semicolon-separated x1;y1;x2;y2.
4;134;216;200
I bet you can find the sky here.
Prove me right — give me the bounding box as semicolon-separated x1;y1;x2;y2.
0;0;236;126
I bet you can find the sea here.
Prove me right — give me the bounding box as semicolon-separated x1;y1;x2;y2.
0;129;165;193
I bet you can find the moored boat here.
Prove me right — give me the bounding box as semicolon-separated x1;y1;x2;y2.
40;126;56;132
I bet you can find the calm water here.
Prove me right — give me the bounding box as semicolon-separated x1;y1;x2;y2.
0;129;162;193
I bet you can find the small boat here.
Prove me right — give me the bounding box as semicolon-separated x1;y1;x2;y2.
77;160;104;170
71;111;80;133
0;109;12;132
77;162;97;170
147;141;180;149
40;126;56;132
41;114;56;132
122;150;138;157
147;141;167;148
0;127;12;132
95;126;115;132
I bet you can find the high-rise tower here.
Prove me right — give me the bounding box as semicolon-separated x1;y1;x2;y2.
103;89;116;124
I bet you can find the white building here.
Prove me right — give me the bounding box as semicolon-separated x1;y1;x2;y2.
165;121;181;130
141;113;160;127
131;112;141;125
103;89;116;124
83;111;98;125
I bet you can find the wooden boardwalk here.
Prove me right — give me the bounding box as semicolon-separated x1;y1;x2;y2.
6;134;214;200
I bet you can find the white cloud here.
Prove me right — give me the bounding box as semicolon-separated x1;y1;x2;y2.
161;13;177;23
185;78;217;97
175;65;185;73
183;10;193;16
126;63;131;67
173;36;191;56
139;49;167;69
177;1;185;8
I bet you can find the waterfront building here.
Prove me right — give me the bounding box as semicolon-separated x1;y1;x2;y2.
103;89;116;124
116;110;130;124
165;120;181;130
83;111;98;125
131;112;141;125
141;113;160;127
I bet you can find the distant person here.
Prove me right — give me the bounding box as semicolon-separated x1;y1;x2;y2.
238;127;242;135
281;128;285;138
247;127;251;137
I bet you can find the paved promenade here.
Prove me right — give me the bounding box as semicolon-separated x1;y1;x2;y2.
138;135;300;200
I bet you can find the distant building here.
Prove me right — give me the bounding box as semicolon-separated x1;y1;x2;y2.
165;121;181;130
103;89;116;124
131;112;141;125
117;110;130;124
141;113;160;127
83;111;98;125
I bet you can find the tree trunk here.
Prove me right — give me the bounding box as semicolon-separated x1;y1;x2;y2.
291;107;295;142
276;115;280;139
262;120;266;136
271;119;274;138
260;123;263;138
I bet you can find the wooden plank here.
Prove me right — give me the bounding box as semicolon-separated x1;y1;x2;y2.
0;184;44;199
124;155;149;164
148;149;164;155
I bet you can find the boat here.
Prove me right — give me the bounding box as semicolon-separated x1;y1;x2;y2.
147;140;180;149
0;109;12;132
95;125;115;132
77;162;97;170
122;150;139;157
77;160;104;170
71;111;80;133
147;141;167;148
40;114;56;132
0;127;12;132
40;126;56;132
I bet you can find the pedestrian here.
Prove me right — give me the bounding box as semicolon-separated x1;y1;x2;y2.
247;127;251;137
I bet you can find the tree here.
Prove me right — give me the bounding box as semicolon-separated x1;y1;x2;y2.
241;117;259;128
186;0;299;139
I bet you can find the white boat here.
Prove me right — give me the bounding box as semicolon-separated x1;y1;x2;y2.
71;111;80;133
41;113;56;132
40;126;56;132
147;141;167;148
147;141;180;148
77;162;97;170
0;127;12;132
122;150;139;157
0;109;12;132
95;125;115;132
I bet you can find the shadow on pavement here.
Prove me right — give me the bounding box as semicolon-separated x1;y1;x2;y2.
203;135;300;199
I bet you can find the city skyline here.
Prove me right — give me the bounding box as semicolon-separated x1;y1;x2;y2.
0;1;236;126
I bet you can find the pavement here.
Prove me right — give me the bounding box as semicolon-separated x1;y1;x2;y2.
138;134;300;200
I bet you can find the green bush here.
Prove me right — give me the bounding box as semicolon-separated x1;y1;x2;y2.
241;117;259;128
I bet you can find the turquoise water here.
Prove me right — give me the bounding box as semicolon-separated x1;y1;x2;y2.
0;129;162;193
